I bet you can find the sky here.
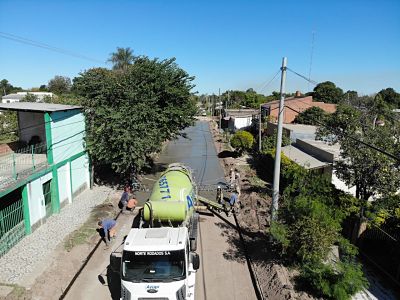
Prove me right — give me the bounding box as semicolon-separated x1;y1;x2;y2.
0;0;399;96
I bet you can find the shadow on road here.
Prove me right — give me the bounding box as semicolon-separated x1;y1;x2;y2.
105;255;122;300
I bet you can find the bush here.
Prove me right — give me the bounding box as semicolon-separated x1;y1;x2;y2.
300;260;368;300
230;130;254;153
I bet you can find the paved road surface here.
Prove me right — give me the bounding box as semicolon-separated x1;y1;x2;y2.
65;121;257;300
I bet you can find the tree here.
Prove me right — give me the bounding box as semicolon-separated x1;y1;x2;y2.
108;47;135;71
22;93;38;102
39;85;48;91
73;56;196;174
261;130;291;153
377;87;400;108
0;79;23;95
293;106;327;125
230;130;254;153
313;81;343;103
317;101;400;204
48;76;72;94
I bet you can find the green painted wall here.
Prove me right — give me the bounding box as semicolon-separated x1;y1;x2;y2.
50;110;85;165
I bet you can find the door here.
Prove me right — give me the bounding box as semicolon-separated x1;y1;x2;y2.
0;188;25;258
42;180;52;217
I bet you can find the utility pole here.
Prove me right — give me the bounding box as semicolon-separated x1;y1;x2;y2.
271;57;287;222
219;88;222;129
259;104;262;152
227;91;230;109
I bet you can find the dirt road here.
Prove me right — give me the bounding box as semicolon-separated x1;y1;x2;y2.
63;121;257;299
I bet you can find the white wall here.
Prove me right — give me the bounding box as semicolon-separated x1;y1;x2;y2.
71;154;89;195
234;116;252;129
57;163;71;205
27;172;52;225
332;172;356;197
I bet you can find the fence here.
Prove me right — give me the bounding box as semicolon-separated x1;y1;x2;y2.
357;221;400;285
0;198;25;258
0;142;48;189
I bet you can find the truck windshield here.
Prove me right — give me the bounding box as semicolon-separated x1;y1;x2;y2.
122;250;186;282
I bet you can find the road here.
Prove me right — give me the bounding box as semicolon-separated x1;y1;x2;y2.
64;120;257;300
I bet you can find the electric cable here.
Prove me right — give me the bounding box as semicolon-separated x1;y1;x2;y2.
285;105;400;161
0;31;104;64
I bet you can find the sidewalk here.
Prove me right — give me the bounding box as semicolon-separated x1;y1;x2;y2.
0;185;114;287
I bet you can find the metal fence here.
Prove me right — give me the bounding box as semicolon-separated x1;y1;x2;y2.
0;142;48;188
358;222;400;285
0;199;25;258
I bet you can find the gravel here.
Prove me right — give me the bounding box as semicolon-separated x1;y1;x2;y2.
0;185;114;285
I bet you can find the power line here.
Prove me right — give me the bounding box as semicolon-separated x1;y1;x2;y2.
0;31;104;64
256;69;281;93
285;105;400;161
286;67;319;86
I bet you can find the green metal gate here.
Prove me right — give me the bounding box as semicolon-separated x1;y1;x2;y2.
0;198;25;258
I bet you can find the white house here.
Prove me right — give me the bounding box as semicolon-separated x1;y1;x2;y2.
2;92;54;103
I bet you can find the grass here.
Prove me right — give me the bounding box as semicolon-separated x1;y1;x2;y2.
64;199;116;251
0;283;28;299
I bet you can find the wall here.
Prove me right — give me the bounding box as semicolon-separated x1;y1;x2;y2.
57;163;71;205
50;110;85;164
27;171;52;227
233;116;252;129
71;154;89;198
18;112;46;144
332;172;356;197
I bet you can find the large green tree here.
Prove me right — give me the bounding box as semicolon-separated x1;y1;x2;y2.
0;79;23;95
108;47;135;71
74;56;196;174
293;106;327;125
313;81;343;103
377;87;400;108
318;100;400;204
48;75;72;95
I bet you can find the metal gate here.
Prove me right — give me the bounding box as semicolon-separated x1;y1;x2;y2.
0;198;25;258
43;180;52;217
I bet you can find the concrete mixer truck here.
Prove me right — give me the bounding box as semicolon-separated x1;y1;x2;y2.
114;163;200;300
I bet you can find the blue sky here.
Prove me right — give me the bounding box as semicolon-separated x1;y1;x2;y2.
0;0;399;95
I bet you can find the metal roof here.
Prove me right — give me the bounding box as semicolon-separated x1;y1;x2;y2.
0;102;81;112
1;94;25;100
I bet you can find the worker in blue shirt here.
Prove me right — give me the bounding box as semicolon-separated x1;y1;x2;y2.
98;219;117;246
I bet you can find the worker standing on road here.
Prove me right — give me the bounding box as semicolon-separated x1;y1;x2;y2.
226;192;238;216
119;185;131;212
98;219;117;246
216;185;223;204
229;168;235;188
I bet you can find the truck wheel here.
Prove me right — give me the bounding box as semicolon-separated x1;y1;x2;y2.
190;239;197;252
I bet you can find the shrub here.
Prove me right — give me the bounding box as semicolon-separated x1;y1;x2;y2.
300;260;368;300
230;130;254;153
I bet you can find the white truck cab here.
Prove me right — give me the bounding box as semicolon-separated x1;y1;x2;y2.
117;227;199;300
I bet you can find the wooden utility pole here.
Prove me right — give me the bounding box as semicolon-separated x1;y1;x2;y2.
271;57;287;222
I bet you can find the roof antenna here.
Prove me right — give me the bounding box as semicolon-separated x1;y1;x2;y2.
308;30;316;92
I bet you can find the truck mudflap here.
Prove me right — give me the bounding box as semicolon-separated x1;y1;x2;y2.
189;213;199;251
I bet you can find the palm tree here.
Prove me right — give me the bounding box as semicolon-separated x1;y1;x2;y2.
108;47;135;71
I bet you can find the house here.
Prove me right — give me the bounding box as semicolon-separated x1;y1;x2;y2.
261;93;336;124
266;122;317;142
2;92;54;103
281;138;356;196
0;102;90;257
222;108;259;131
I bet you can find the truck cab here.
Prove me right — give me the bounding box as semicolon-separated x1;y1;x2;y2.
119;227;199;300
